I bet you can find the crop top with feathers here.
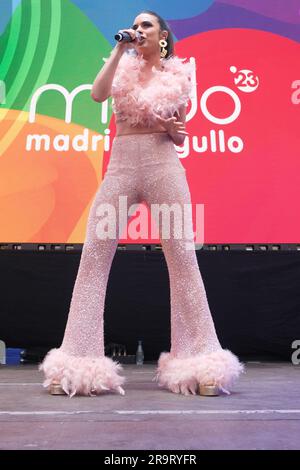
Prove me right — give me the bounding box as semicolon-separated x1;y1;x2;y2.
111;52;194;127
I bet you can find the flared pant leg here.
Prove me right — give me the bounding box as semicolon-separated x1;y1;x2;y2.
39;131;243;397
140;150;244;395
39;166;141;396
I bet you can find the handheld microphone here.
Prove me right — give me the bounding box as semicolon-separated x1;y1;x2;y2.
114;31;142;43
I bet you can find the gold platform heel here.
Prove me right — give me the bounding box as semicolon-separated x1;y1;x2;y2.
49;381;66;395
199;384;220;396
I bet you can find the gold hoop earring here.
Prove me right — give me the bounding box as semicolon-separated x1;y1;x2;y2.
159;39;168;58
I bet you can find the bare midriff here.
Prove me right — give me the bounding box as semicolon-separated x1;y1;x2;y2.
115;119;168;136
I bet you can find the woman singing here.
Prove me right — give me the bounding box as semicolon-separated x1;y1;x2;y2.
39;11;243;397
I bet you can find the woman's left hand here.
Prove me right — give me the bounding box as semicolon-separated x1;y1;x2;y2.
153;113;188;136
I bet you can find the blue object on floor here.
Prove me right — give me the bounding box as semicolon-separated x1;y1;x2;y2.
5;348;23;365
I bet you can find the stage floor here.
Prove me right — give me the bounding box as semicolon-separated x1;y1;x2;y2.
0;362;299;450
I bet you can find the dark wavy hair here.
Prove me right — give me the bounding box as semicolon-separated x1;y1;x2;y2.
138;10;174;59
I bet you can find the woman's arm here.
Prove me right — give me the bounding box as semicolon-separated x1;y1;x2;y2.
91;44;124;102
91;28;139;102
168;104;188;146
154;104;188;146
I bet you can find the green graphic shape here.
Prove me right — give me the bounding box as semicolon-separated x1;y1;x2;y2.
0;0;112;133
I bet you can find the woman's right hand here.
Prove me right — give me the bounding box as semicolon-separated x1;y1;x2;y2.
115;28;139;53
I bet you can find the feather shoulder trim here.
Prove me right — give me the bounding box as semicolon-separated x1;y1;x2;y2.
111;52;194;127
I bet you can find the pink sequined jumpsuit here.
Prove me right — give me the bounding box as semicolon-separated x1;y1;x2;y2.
39;53;243;397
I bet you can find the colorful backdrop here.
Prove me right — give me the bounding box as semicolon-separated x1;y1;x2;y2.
1;0;299;244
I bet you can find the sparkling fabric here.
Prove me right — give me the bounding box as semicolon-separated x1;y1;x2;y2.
39;132;243;396
63;132;222;355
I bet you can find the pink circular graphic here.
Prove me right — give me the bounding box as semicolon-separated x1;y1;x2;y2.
106;29;300;243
